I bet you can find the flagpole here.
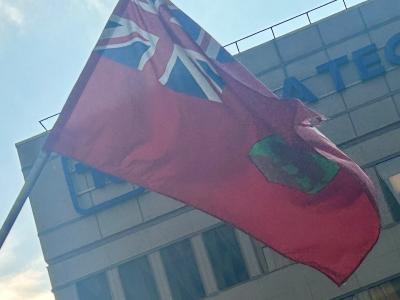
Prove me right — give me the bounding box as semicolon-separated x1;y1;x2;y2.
0;150;50;250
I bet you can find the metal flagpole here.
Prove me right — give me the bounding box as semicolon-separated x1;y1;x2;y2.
0;150;50;250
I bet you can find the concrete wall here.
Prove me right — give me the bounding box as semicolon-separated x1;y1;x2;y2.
16;0;400;299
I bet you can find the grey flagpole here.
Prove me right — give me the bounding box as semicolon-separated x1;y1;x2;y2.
0;150;50;250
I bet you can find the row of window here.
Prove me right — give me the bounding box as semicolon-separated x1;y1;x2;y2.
75;224;250;300
339;276;400;300
72;163;400;300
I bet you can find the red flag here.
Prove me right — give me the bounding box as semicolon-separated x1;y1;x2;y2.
45;0;380;284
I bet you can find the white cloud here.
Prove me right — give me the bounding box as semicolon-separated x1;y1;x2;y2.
83;0;108;15
0;0;24;26
0;233;19;273
0;258;53;300
0;235;53;300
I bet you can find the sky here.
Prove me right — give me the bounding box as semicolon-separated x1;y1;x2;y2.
0;0;365;299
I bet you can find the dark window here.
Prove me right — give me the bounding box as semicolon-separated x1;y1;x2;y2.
119;256;160;300
160;239;205;300
203;225;249;290
76;272;112;300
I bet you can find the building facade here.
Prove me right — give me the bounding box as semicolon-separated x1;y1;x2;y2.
16;0;400;299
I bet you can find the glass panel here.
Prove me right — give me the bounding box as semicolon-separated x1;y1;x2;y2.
389;174;400;195
203;225;249;290
384;277;400;299
378;175;400;223
160;239;205;300
76;272;112;300
375;158;400;223
381;282;399;300
369;286;386;300
119;256;160;300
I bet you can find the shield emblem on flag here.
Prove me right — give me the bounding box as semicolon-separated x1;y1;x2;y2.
249;135;340;194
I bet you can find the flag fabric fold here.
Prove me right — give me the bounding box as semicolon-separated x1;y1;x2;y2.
45;0;380;285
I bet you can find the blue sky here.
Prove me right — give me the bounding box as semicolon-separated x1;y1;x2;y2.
0;0;364;298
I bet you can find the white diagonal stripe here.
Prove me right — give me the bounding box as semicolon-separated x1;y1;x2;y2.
159;45;222;103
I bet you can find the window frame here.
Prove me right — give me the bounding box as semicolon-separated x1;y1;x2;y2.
202;224;250;291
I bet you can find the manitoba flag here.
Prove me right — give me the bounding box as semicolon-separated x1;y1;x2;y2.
45;0;380;284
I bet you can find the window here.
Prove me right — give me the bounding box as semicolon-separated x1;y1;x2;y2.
160;239;205;300
203;225;249;290
119;256;160;300
389;174;400;195
378;174;400;223
375;157;400;223
62;158;146;216
76;272;112;300
368;278;400;299
336;276;400;300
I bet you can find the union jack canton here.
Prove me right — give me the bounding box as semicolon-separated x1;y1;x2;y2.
95;0;234;103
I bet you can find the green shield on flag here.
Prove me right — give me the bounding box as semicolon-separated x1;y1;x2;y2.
249;135;339;194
